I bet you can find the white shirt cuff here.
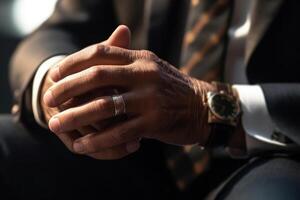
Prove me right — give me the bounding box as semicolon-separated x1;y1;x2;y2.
32;55;66;128
233;85;289;152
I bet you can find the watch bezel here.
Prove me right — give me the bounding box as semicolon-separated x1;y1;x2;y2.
207;91;240;121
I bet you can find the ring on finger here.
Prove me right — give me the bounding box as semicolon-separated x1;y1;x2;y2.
112;94;126;117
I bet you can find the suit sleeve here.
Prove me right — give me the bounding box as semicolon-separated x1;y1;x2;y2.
9;0;118;125
260;84;300;145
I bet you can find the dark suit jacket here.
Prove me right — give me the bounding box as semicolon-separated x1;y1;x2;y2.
9;0;300;146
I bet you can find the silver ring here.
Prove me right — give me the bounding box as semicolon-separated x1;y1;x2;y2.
112;95;126;116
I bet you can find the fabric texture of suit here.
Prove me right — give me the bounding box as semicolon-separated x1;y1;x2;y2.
9;0;300;147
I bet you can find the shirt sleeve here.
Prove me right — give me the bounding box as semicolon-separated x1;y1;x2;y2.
32;55;66;128
232;85;290;153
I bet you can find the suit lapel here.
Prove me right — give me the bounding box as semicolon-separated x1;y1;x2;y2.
245;0;284;64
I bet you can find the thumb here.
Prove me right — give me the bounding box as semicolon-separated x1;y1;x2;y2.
102;25;131;49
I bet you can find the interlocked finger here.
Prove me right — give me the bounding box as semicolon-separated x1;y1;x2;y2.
48;92;141;134
72;117;144;154
44;65;135;107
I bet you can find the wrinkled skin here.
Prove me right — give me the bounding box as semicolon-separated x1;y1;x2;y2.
41;25;216;159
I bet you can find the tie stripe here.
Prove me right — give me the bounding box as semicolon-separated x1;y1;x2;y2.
181;24;227;74
183;0;230;48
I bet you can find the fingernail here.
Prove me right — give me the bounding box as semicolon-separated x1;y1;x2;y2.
126;141;140;153
49;117;61;133
43;90;55;107
73;142;85;153
50;67;60;82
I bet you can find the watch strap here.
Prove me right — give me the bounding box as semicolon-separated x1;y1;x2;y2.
206;123;235;147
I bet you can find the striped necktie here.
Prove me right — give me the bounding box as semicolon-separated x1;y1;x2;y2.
166;0;232;190
181;0;232;80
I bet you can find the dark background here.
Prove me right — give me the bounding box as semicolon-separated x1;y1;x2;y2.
0;0;57;113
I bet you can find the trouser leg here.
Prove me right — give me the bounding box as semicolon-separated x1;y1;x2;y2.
0;115;179;200
208;156;300;200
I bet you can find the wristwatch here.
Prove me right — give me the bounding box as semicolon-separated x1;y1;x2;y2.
205;82;241;147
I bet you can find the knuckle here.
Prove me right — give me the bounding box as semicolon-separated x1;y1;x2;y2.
146;59;159;69
91;44;110;57
139;50;157;60
88;66;110;82
90;45;101;57
147;62;160;79
87;66;102;81
132;60;160;81
63;55;75;68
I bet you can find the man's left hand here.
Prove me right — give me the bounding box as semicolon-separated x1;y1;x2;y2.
44;44;216;159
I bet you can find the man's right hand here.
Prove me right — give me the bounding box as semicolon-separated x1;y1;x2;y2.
40;25;131;153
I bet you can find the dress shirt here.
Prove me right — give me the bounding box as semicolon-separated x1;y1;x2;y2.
32;55;66;128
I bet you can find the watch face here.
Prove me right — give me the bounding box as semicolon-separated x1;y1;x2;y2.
208;92;240;121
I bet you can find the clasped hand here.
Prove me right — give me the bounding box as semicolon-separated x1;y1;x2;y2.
41;26;214;159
